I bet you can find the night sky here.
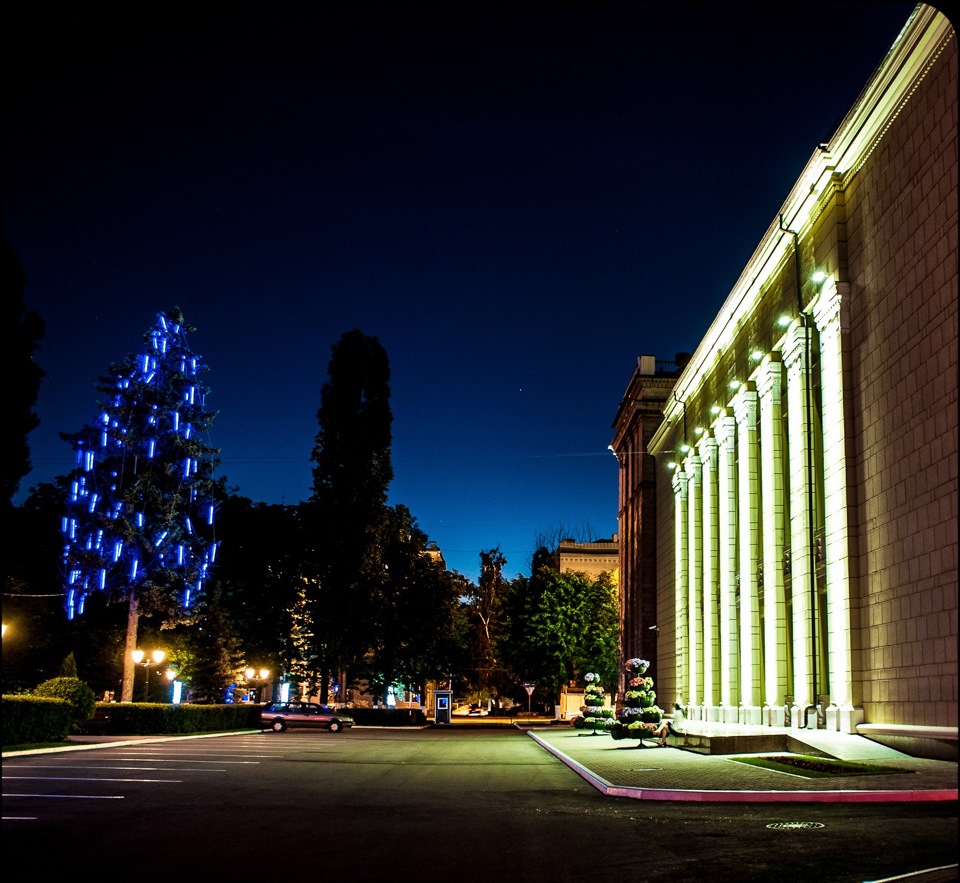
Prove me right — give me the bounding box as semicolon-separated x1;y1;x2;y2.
5;2;919;582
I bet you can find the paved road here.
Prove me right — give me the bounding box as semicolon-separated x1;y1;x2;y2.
2;728;956;882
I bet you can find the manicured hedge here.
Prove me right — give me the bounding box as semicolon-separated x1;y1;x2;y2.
3;695;74;745
344;707;427;726
90;702;263;735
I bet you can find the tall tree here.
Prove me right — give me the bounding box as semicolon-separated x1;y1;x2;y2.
2;483;71;692
358;505;468;703
499;557;620;708
167;580;244;703
207;497;301;691
0;235;45;507
59;309;221;701
467;547;506;698
306;329;392;701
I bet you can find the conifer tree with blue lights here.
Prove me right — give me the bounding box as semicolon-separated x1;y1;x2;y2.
59;308;220;701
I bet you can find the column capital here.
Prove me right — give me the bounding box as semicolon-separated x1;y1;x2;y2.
756;352;783;400
813;279;851;336
713;407;736;446
783;320;811;371
733;381;758;425
698;432;717;468
672;468;689;496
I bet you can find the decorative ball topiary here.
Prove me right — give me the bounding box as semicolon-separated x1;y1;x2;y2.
34;677;97;725
611;658;662;742
579;672;609;734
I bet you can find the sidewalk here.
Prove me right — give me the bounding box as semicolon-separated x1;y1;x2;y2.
525;724;958;804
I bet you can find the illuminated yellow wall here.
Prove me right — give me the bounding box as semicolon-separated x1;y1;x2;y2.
643;6;957;730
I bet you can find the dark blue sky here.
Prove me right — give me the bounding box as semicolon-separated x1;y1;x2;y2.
5;1;920;582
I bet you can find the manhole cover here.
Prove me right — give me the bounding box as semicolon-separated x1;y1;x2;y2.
766;822;825;830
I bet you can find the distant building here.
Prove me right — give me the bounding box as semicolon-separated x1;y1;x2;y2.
609;355;686;669
617;5;957;758
550;535;619;579
423;541;446;569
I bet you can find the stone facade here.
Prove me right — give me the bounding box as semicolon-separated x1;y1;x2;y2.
629;5;956;745
610;355;685;668
550;535;619;579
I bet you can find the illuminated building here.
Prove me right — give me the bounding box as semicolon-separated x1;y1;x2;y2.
550;535;619;579
614;5;957;756
611;355;687;673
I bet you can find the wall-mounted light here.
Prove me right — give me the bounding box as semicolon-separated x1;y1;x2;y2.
777;314;792;328
811;270;827;285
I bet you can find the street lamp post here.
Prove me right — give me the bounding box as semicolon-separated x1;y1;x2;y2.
244;668;271;703
131;649;166;702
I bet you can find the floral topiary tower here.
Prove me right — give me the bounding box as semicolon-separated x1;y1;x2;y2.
573;672;614;734
610;658;663;743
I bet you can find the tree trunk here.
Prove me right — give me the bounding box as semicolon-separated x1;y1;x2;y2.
121;593;140;702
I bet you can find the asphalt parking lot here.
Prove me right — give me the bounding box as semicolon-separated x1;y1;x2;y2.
3;726;956;883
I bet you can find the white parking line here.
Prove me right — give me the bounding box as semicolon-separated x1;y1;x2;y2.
17;765;228;772
4;776;181;783
90;756;258;763
3;793;124;799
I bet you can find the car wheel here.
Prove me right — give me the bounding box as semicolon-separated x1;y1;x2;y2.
271;719;287;732
329;720;343;733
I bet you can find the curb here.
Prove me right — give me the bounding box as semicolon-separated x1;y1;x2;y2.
526;731;959;804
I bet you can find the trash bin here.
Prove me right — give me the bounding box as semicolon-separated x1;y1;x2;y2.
434;690;453;725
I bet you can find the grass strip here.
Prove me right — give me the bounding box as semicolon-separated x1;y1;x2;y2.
729;754;910;779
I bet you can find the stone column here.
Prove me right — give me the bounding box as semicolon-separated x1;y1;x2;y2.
714;409;739;718
734;383;761;719
757;353;789;725
814;282;860;731
673;468;689;705
685;453;703;707
784;320;816;712
698;433;720;714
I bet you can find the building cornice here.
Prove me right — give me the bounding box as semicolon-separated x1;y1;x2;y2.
651;4;952;453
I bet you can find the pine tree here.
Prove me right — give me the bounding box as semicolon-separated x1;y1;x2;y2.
59;308;220;701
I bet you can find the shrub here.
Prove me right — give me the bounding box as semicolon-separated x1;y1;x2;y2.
2;695;74;745
33;677;97;727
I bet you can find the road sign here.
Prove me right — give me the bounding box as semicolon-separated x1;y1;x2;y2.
523;683;535;714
